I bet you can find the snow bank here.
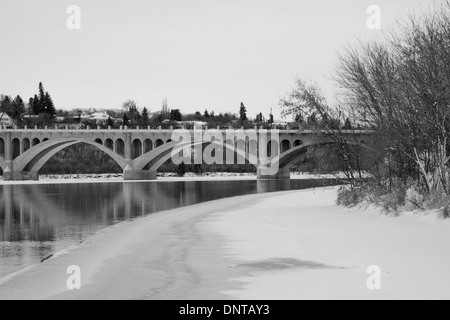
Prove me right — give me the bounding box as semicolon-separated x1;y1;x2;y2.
201;188;450;299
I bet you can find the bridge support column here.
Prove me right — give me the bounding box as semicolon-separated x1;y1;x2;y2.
3;167;39;181
4;171;39;181
257;166;290;180
3;132;13;181
123;164;156;181
3;132;39;181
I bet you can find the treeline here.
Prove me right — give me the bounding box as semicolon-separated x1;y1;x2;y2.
0;88;354;130
0;82;56;127
119;99;354;130
281;2;450;216
117;100;278;129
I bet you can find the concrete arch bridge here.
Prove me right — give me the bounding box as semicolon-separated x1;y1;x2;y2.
0;128;374;181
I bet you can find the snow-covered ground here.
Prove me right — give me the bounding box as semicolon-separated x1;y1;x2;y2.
201;189;450;299
0;187;448;300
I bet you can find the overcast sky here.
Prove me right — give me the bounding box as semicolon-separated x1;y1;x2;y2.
0;0;437;120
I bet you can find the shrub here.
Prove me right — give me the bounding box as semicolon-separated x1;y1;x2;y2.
377;194;401;213
177;162;186;177
404;186;424;211
423;192;450;211
373;186;405;213
440;206;450;220
336;186;366;207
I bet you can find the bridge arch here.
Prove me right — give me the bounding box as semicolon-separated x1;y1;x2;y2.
22;138;31;153
144;139;153;153
13;137;127;174
115;139;125;156
32;138;40;146
293;140;303;147
267;140;279;158
267;140;373;177
105;138;114;150
155;139;164;148
132;139;257;172
0;138;4;157
281;140;291;153
132;139;142;159
236;139;246;164
12;138;20;159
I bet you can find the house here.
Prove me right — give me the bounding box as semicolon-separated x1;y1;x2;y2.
89;112;111;124
0;113;13;127
72;112;90;122
23;115;39;119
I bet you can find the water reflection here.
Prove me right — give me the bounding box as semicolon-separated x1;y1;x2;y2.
0;179;342;278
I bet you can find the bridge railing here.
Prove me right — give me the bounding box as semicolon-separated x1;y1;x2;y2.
0;124;375;135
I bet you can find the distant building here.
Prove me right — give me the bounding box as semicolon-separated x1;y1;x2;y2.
89;112;110;123
72;112;90;122
81;112;90;120
23;114;39;119
0;113;13;127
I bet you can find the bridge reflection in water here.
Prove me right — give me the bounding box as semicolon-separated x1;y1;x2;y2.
0;179;342;278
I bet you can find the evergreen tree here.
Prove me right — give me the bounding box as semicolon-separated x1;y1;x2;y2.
239;102;247;121
29;83;55;117
255;112;264;123
11;95;25;123
141;107;149;125
170;109;182;121
31;94;41;114
43;92;56;117
0;95;12;115
161;98;169;118
123;113;130;127
39;82;45;103
107;116;114;128
204;109;210;118
268;112;274;124
28;97;34;114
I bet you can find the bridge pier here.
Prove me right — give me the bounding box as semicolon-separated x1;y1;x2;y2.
3;170;39;181
257;166;290;180
123;164;156;181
